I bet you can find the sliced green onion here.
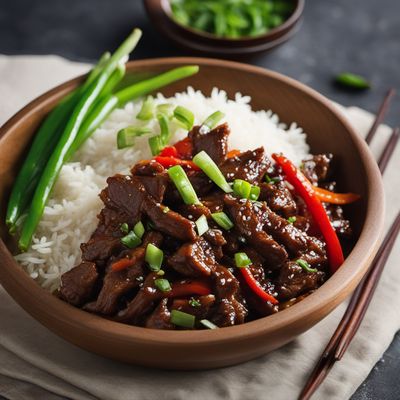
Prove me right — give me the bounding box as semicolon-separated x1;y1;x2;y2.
265;174;280;184
117;126;152;149
296;259;318;273
148;135;163;156
234;252;252;268
170;310;195;328
168;165;200;205
200;319;218;329
136;95;154;121
163;206;170;214
154;278;172;292
287;216;297;224
233;179;252;199
120;222;129;234
133;221;145;239
193;151;232;193
173;105;195;130
121;231;141;249
249;185;260;201
156;269;165;276
145;243;164;271
202;111;225;130
335;72;371;90
157;103;174;118
195;214;209;236
211;212;234;230
189;297;201;307
157;112;170;143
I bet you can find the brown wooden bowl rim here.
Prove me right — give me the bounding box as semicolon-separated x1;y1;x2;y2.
157;0;305;43
0;57;385;347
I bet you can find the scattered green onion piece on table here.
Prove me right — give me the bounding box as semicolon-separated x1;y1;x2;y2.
120;222;129;234
296;259;318;273
193;151;233;193
117;126;152;149
145;244;164;272
200;319;218;329
249;185;260;201
234;252;252;268
287;216;297;224
335;72;371;90
148;135;164;156
173;105;195;130
154;278;172;292
170;310;195;328
121;230;141;249
133;221;145;239
195;214;209;236
189;297;201;307
211;212;234;231
136;95;154;121
168;165;200;205
202;111;225;130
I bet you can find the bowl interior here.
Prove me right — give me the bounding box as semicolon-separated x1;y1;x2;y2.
0;58;384;368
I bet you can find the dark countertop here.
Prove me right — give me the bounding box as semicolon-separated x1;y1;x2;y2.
0;1;399;399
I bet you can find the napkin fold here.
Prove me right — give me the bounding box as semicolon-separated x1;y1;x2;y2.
0;55;399;400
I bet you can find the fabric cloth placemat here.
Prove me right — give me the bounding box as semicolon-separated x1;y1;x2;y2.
0;55;399;400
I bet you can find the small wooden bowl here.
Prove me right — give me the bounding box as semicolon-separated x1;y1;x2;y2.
144;0;305;56
0;58;384;370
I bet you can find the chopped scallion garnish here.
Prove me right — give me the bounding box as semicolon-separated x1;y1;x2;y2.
136;95;154;121
265;174;280;184
249;185;260;201
157;112;170;143
195;214;209;236
211;212;234;230
163;206;170;214
287;216;297;224
202;110;225;130
117;126;152;149
296;259;318;273
189;297;201;307
121;230;141;249
148;135;163;156
168;165;200;205
234;252;252;268
145;243;164;271
154;278;172;292
133;221;145;239
120;222;129;234
156;103;174;118
193;151;233;193
200;319;218;329
233;179;252;199
173;105;195;130
170;309;195;328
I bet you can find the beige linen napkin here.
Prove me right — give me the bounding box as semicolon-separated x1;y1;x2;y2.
0;55;399;400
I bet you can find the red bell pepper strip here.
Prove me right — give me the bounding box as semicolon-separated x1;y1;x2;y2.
272;153;344;273
174;137;193;159
111;257;134;272
166;281;211;298
154;156;200;170
313;186;360;205
240;268;279;304
159;146;179;158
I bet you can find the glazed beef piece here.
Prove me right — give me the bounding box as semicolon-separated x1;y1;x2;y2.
84;232;163;315
189;123;229;164
259;181;297;218
276;262;325;300
301;154;332;185
60;262;98;306
171;295;216;320
220;147;270;184
145;298;174;330
131;160;165;176
167;237;216;277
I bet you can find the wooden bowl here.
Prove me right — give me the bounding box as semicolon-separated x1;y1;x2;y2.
0;58;384;370
144;0;305;56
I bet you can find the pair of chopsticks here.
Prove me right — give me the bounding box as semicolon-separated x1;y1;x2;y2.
299;89;400;400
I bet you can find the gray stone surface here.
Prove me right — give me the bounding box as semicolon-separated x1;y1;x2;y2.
0;1;399;399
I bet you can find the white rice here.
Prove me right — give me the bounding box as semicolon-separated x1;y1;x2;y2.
15;87;310;291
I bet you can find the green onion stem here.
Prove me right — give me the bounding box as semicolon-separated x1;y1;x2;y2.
168;165;200;205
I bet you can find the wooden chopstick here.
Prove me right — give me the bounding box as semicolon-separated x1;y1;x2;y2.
299;91;398;400
365;88;396;144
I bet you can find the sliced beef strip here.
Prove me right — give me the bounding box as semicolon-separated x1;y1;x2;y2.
83;231;163;315
131;160;165;176
201;192;225;213
276;261;325;300
224;195;288;267
189;123;229;164
60;262;98;306
259;181;297;218
219;147;271;184
171;295;216;321
136;175;168;204
145;298;174;330
177;203;211;221
210;265;247;327
167;237;216;277
301;154;332;185
143;196;197;241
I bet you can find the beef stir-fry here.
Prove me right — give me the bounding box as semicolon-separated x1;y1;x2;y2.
59;121;357;330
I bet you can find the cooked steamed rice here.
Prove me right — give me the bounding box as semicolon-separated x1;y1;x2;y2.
15;87;310;291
